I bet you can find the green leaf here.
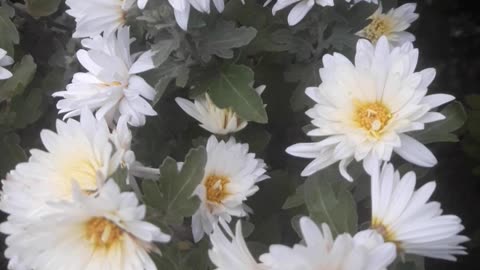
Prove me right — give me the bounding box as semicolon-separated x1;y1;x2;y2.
152;39;179;66
0;7;19;56
0;55;37;102
411;101;467;144
0;133;26;176
381;0;399;12
10;88;45;129
282;184;305;209
208;64;268;123
286;61;321;112
142;146;207;226
304;175;357;236
196;19;257;62
25;0;62;17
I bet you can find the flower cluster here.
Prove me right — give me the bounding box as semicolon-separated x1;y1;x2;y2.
0;0;470;269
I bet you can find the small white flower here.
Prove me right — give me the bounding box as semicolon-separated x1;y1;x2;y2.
272;0;334;26
357;3;419;47
54;27;157;127
209;220;268;270
286;37;455;180
168;0;226;30
259;217;396;270
191;135;268;242
2;180;170;270
111;115;160;183
175;86;265;135
0;48;14;80
66;0;148;38
369;162;468;261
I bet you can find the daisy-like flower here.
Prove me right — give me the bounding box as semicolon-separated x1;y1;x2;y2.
0;110;119;269
175;86;265;135
370;162;468;261
0;48;14;80
3;180;170;270
209;220;267;270
272;0;334;26
53;27;157;127
191;135;268;242
259;217;396;270
65;0;149;38
168;0;225;30
286;37;455;180
357;3;419;47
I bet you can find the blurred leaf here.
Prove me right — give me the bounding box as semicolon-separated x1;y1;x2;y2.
411;101;467;144
208;64;268;123
9;88;45;129
0;7;19;56
286;61;321;112
152;39;179;66
0;133;26;176
282;184;305;209
304;175;357;236
111;167;130;192
0;55;37;102
195;19;257;62
25;0;62;17
381;0;399;12
142;146;206;225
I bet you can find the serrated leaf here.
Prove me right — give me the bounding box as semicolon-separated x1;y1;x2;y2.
304;175;357;236
0;55;37;102
25;0;62;17
196;20;257;62
208;64;268;123
411;101;467;144
142;146;207;226
152;39;179;66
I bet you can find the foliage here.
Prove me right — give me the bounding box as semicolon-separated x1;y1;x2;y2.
0;0;474;269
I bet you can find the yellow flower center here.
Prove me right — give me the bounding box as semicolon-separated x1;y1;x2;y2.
58;155;102;199
354;101;392;139
364;16;393;43
371;218;402;250
204;174;230;204
85;217;124;249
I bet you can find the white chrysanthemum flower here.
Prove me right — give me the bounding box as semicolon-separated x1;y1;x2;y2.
168;0;225;30
286;37;455;180
3;180;170;270
0;48;14;80
191;135;268;242
357;3;419;47
259;217;396;270
209;220;268;270
65;0;148;38
272;0;334;26
370;162;468;261
0;110;119;269
175;86;265;135
53;27;157;127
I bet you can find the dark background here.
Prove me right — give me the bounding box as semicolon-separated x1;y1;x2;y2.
1;0;479;269
412;0;480;269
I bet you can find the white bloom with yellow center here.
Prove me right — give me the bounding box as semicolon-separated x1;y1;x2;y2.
2;180;170;270
0;48;14;80
175;86;265;135
370;162;468;261
259;217;396;270
286;37;455;180
0;110;119;269
357;3;419;47
66;0;149;38
168;0;225;30
191;135;268;242
54;27;157;127
209;220;268;270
